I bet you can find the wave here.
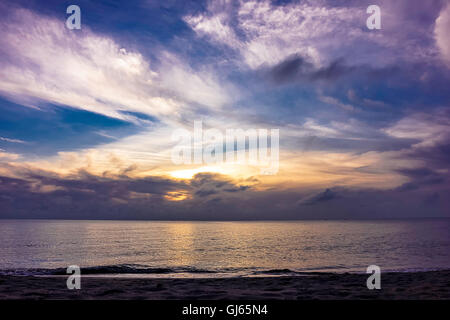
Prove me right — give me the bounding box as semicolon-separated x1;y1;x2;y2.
0;265;307;277
0;264;219;276
1;264;449;277
250;266;350;275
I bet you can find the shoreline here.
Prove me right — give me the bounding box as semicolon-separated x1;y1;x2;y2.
1;270;450;300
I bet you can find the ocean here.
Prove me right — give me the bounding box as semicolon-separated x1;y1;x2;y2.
1;219;449;277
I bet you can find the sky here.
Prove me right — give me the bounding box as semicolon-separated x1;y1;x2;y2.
0;0;449;220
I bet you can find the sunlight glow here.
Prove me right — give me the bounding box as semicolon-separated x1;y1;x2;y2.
164;190;191;201
169;166;227;179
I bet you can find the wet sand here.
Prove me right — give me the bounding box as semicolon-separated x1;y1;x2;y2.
1;270;450;300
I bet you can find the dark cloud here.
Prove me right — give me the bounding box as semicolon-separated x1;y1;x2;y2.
310;59;356;81
397;167;437;179
395;167;446;192
404;142;450;172
270;55;310;83
190;173;251;199
1;167;449;220
268;55;357;84
0;170;253;220
297;188;338;206
195;189;218;197
267;54;407;87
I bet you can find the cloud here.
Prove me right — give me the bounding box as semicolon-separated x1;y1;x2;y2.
395;167;446;192
347;89;388;108
185;0;361;69
297;188;337;205
269;55;309;83
0;137;26;144
0;151;20;161
190;173;250;198
384;108;450;149
268;55;358;84
0;8;232;124
0;166;254;219
381;108;450;192
185;0;444;70
318;94;357;112
1;166;448;219
435;2;450;65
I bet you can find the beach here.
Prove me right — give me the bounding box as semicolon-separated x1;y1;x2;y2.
1;270;449;300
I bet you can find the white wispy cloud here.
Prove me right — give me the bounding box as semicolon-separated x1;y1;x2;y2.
0;137;26;144
318;95;357;112
435;2;450;65
185;1;370;69
384;108;450;148
0;8;234;124
185;0;444;69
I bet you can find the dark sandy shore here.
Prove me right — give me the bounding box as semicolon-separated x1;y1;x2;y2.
1;271;450;300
